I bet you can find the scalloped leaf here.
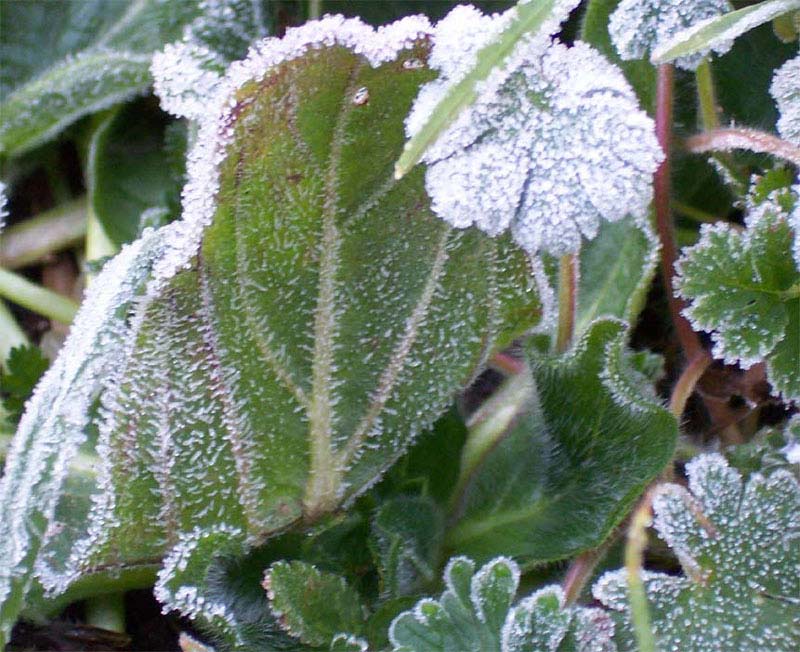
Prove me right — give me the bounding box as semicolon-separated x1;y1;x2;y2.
446;319;677;563
263;560;365;648
406;5;662;256
609;0;732;71
771;53;800;145
594;454;800;651
0;0;203;156
675;198;800;400
389;556;616;652
370;495;444;600
652;0;800;65
0;16;545;641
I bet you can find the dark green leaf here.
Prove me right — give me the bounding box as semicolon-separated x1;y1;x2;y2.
264;560;365;648
0;345;49;426
447;319;677;563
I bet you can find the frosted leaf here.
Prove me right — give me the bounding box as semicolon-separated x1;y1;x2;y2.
0;180;7;234
609;0;732;71
772;54;800;146
593;454;800;652
0;226;169;643
675;194;800;400
653;0;800;66
408;7;662;256
793;184;800;269
389;557;617;652
152;0;272;121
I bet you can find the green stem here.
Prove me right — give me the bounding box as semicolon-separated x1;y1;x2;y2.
625;492;657;652
778;283;800;301
556;253;577;353
0;268;79;324
85;593;126;633
0;198;87;269
695;58;720;132
308;0;322;20
671;200;719;224
668;352;711;419
0;300;28;368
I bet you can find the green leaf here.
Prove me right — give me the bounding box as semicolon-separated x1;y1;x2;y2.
447;319;677;563
575;217;659;339
264;560;365;648
579;0;657;112
772;54;800;145
0;17;544;640
370;495;444;599
0;345;49;426
675;200;800;400
394;0;581;178
652;0;800;65
0;0;202;156
724;414;800;479
389;556;616;652
594;454;800;651
87;100;184;246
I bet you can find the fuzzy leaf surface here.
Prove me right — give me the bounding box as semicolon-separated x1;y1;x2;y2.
594;454;800;651
446;319;677;563
389;556;616;652
771;53;800;145
0;0;202;156
652;0;800;65
675;200;800;400
263;560;364;648
1;17;544;639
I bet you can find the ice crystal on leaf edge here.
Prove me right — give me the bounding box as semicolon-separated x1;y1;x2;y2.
609;0;732;71
406;3;663;257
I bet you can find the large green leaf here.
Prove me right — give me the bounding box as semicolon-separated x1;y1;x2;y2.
0;0;203;156
447;319;677;563
0;18;544;642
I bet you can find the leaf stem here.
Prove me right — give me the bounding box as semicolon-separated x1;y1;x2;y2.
668;352;711;419
685;128;800;166
0;198;87;269
694;59;720;132
562;537;613;605
556;253;577;353
625;491;657;652
654;64;703;362
308;0;322;20
85;593;126;633
0;267;79;324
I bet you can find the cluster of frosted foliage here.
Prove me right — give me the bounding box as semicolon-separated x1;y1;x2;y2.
389;557;616;652
0;228;168;640
594;454;800;651
609;0;732;71
152;13;433;287
407;5;662;256
152;0;271;121
771;54;800;145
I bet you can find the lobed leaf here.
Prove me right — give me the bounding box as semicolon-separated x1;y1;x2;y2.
594;454;800;651
771;53;800;145
652;0;800;65
389;556;616;652
1;15;546;638
406;5;662;255
446;319;677;563
675;196;800;400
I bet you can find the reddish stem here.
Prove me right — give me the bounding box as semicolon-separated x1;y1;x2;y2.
654;65;702;362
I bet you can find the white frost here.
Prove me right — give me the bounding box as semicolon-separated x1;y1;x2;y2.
408;5;662;256
771;54;800;146
0;180;7;234
610;0;732;71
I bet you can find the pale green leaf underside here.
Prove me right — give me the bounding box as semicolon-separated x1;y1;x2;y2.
3;37;543;635
652;0;800;64
594;454;800;651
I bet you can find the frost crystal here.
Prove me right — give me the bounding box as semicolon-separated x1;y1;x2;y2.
609;0;732;71
152;13;432;287
408;6;662;256
594;454;800;652
0;180;7;234
771;54;800;146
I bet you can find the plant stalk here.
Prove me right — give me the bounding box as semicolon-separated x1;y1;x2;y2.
0;300;28;368
85;593;126;633
556;253;577;353
0;198;87;269
562;538;613;605
625;491;657;652
695;59;720;132
654;64;703;362
0;268;79;324
686;128;800;166
668;352;712;419
309;0;322;20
